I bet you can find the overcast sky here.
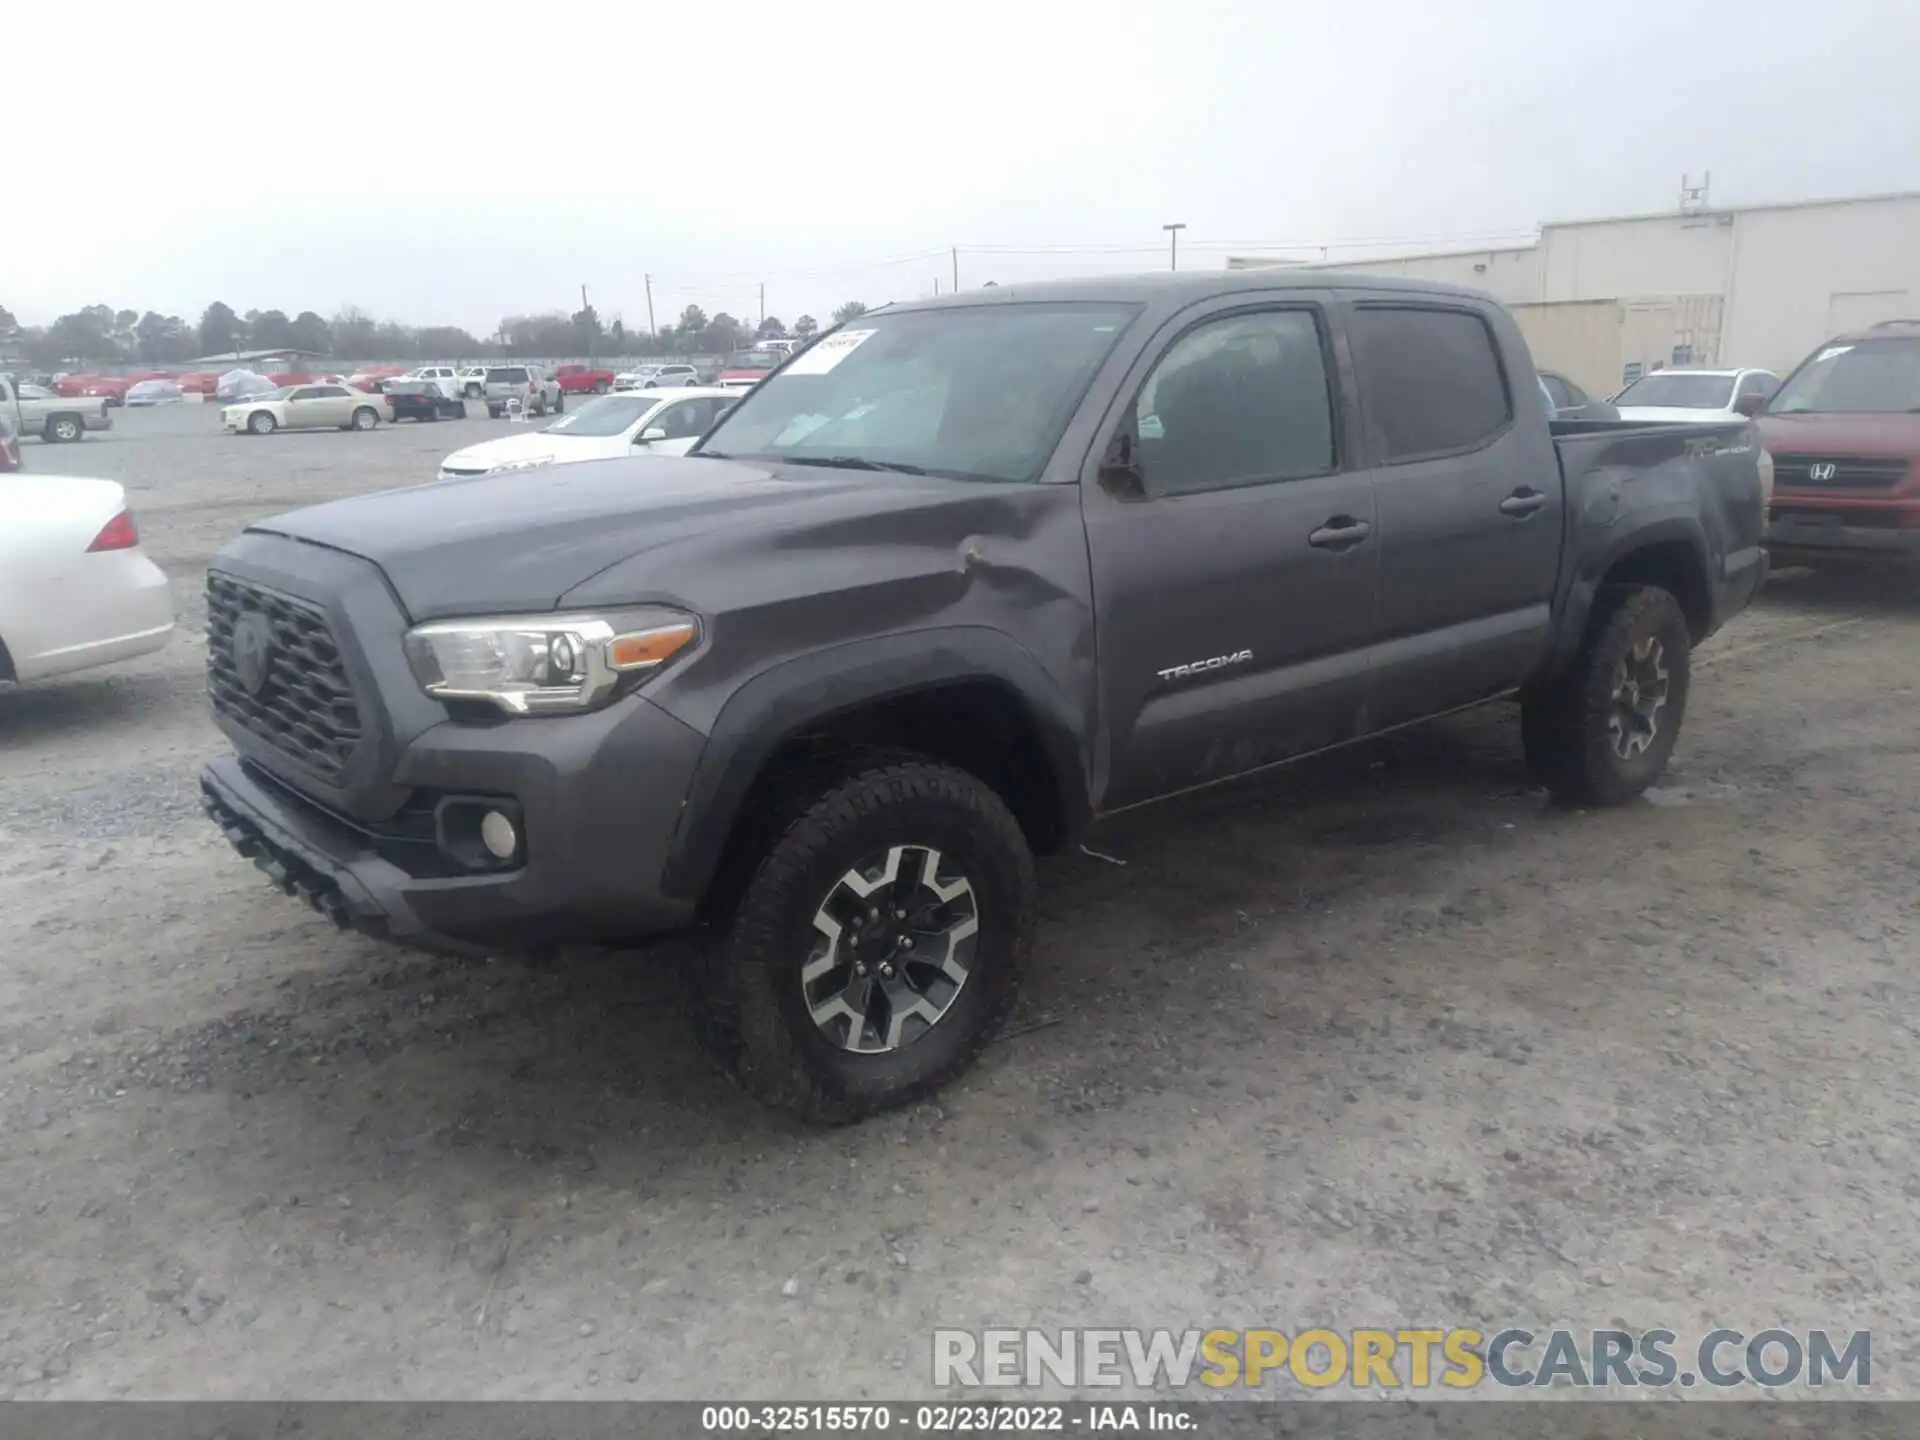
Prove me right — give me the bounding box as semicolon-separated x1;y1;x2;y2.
10;0;1916;336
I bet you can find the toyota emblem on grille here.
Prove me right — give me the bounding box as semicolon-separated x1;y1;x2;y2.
1809;462;1838;482
232;611;274;696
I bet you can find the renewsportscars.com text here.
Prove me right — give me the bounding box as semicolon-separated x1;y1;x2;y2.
932;1327;1872;1390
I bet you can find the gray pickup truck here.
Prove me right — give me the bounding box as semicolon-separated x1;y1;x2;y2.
199;273;1769;1122
0;375;113;443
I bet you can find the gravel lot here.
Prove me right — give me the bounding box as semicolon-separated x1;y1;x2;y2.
4;401;1919;1400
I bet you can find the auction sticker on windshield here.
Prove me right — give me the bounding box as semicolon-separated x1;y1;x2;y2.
785;329;877;375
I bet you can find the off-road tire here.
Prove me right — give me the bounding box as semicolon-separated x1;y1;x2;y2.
1522;584;1691;805
699;754;1036;1125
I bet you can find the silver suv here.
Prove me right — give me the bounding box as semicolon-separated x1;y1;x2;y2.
482;365;563;418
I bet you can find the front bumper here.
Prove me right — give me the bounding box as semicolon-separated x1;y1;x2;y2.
202;692;709;953
1767;511;1920;563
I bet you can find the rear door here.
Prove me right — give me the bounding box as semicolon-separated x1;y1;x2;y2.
1344;296;1563;725
1082;292;1382;809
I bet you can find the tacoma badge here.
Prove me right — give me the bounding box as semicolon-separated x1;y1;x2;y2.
1157;649;1253;682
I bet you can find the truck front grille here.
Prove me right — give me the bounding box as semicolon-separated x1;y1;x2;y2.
1772;454;1910;491
206;572;364;779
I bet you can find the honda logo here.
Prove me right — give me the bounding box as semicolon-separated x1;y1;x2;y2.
1809;462;1838;482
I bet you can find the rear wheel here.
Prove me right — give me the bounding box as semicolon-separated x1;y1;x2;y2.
1522;584;1692;805
487;405;503;419
699;755;1035;1124
46;415;82;443
247;410;277;435
594;380;609;394
554;393;565;414
351;406;378;431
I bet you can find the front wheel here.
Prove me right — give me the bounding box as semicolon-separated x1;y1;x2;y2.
700;756;1036;1124
1522;584;1692;805
247;410;277;435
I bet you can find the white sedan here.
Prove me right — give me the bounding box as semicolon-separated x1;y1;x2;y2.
437;388;739;479
221;384;390;435
0;475;174;684
1613;367;1781;423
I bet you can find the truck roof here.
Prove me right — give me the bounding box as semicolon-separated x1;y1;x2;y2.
888;270;1494;313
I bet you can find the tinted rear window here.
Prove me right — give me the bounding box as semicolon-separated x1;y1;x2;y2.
487;368;530;383
1349;306;1512;461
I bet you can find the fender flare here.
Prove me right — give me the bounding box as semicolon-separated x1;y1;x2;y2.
1546;515;1713;676
660;627;1092;901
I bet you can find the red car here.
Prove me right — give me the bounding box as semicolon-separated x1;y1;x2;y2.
178;372;221;395
81;376;132;406
555;364;616;395
715;349;783;392
267;371;317;386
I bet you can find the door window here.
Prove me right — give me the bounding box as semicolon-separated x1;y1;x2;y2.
1540;374;1572;409
1349;306;1512;461
1124;309;1336;497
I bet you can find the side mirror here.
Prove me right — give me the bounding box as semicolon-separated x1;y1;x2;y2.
639;427;668;443
1733;393;1767;418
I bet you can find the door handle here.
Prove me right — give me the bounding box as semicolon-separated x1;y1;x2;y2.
1308;516;1372;551
1499;488;1548;518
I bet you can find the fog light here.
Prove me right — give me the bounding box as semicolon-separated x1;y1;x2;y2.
480;810;519;860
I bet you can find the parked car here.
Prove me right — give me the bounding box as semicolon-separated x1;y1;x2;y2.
381;380;468;423
457;365;489;399
614;363;699;391
715;349;782;391
1759;319;1920;568
1538;369;1621;421
0;473;174;682
436;388;737;478
80;376;132;406
221;384;389;435
1;376;113;442
198;273;1766;1123
482;365;563;418
125;379;186;407
216;369;278;403
178;371;222;397
1613;367;1780;423
394;365;463;400
345;365;409;392
556;364;617;396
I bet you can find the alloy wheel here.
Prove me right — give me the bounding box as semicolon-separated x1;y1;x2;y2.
801;844;979;1054
1608;636;1669;760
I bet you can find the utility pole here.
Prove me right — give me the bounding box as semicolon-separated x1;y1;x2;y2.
952;246;959;293
759;282;765;328
644;275;656;342
1163;222;1186;272
934;279;941;296
580;283;592;360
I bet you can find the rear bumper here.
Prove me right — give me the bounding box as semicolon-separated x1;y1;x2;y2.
15;552;174;682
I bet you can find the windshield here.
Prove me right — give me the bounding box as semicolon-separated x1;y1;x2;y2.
1770;337;1920;414
543;394;659;437
698;302;1139;483
486;367;530;383
724;352;779;371
1614;374;1735;409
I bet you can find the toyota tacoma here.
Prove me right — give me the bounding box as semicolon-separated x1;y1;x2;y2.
199;273;1769;1123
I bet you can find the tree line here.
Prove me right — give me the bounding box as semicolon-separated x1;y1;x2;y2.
0;299;873;369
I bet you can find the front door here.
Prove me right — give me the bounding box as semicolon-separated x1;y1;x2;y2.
283;386;324;428
1082;296;1382;810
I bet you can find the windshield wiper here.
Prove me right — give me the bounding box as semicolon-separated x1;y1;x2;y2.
780;455;930;476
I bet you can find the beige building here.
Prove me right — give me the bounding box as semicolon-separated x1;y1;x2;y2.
1227;190;1920;397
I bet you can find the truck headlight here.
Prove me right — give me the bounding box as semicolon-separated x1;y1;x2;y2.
403;608;698;715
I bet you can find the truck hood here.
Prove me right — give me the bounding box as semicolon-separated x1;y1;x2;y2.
244;455;984;621
1756;410;1920;455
